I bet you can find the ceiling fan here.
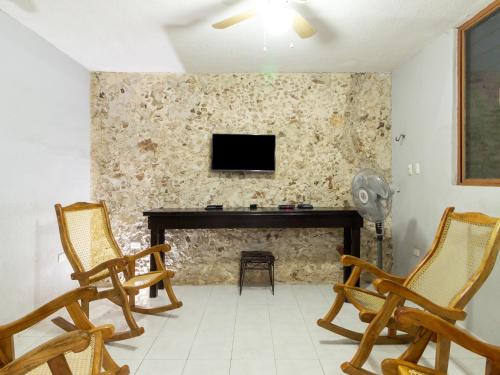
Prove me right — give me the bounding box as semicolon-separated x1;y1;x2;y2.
212;0;316;39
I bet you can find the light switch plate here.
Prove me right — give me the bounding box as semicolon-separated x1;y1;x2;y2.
58;253;66;263
408;163;413;176
415;162;421;174
413;248;421;257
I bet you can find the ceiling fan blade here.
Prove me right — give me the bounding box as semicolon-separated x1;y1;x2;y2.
212;9;256;29
292;11;316;38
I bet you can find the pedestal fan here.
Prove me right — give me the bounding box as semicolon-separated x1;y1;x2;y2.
351;169;394;269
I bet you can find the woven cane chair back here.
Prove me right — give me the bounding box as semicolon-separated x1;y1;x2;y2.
56;202;123;278
405;210;500;309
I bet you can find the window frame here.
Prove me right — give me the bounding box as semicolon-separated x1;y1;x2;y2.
457;1;500;186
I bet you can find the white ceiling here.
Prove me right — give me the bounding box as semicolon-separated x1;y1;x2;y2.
0;0;493;73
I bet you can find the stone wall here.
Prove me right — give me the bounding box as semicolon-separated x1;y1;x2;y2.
91;72;392;284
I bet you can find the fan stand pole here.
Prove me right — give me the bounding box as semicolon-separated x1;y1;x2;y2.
375;221;384;269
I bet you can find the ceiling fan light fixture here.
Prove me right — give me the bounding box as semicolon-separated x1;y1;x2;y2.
260;2;294;35
211;0;315;39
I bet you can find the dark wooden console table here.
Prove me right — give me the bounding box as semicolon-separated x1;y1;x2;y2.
143;207;363;297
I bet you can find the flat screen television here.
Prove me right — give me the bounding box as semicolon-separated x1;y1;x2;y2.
211;134;276;172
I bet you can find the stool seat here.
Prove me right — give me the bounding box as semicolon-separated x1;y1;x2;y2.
241;251;275;261
240;251;275;295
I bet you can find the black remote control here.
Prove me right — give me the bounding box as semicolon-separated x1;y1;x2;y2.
298;203;313;209
278;204;295;210
205;205;223;210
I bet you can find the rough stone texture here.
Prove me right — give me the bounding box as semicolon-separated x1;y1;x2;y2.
90;72;392;284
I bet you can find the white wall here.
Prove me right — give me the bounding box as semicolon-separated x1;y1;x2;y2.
0;11;90;321
392;31;500;342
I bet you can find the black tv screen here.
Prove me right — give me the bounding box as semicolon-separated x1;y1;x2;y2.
211;134;276;172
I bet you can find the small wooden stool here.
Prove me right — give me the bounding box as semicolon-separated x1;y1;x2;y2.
239;251;275;295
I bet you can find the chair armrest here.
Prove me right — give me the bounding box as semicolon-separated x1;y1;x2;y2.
341;255;406;284
85;325;114;341
71;258;128;281
125;244;171;263
374;279;466;321
396;307;500;363
0;330;93;375
0;287;97;339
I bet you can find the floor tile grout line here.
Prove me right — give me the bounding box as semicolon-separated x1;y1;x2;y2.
229;286;241;374
128;289;177;374
133;289;176;375
318;283;335;303
181;284;216;374
266;287;278;375
138;285;214;374
102;290;163;375
131;296;172;374
292;285;327;375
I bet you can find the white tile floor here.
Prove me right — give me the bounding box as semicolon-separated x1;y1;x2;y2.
16;284;485;374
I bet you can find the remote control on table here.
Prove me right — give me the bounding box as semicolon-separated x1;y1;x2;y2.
298;203;314;209
205;205;223;210
278;204;295;210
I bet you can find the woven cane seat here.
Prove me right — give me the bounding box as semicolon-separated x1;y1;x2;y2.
343;286;386;314
26;335;96;375
396;364;433;375
122;271;168;289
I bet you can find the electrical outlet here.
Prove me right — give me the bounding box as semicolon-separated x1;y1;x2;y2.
408;163;413;176
58;252;66;263
130;242;142;250
415;162;421;174
413;248;421;257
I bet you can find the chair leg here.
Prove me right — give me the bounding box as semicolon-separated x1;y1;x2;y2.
109;270;143;336
102;345;130;374
342;294;402;372
119;295;142;333
81;298;90;317
435;335;451;373
162;277;182;307
318;289;346;325
398;327;434;364
0;336;14;366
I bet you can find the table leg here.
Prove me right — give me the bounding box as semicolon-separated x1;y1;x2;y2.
149;227;160;298
343;227;352;283
157;229;165;290
343;226;361;287
351;227;361;287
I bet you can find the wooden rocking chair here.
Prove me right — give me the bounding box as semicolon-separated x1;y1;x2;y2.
317;207;500;374
53;201;182;342
382;307;500;375
0;286;129;375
